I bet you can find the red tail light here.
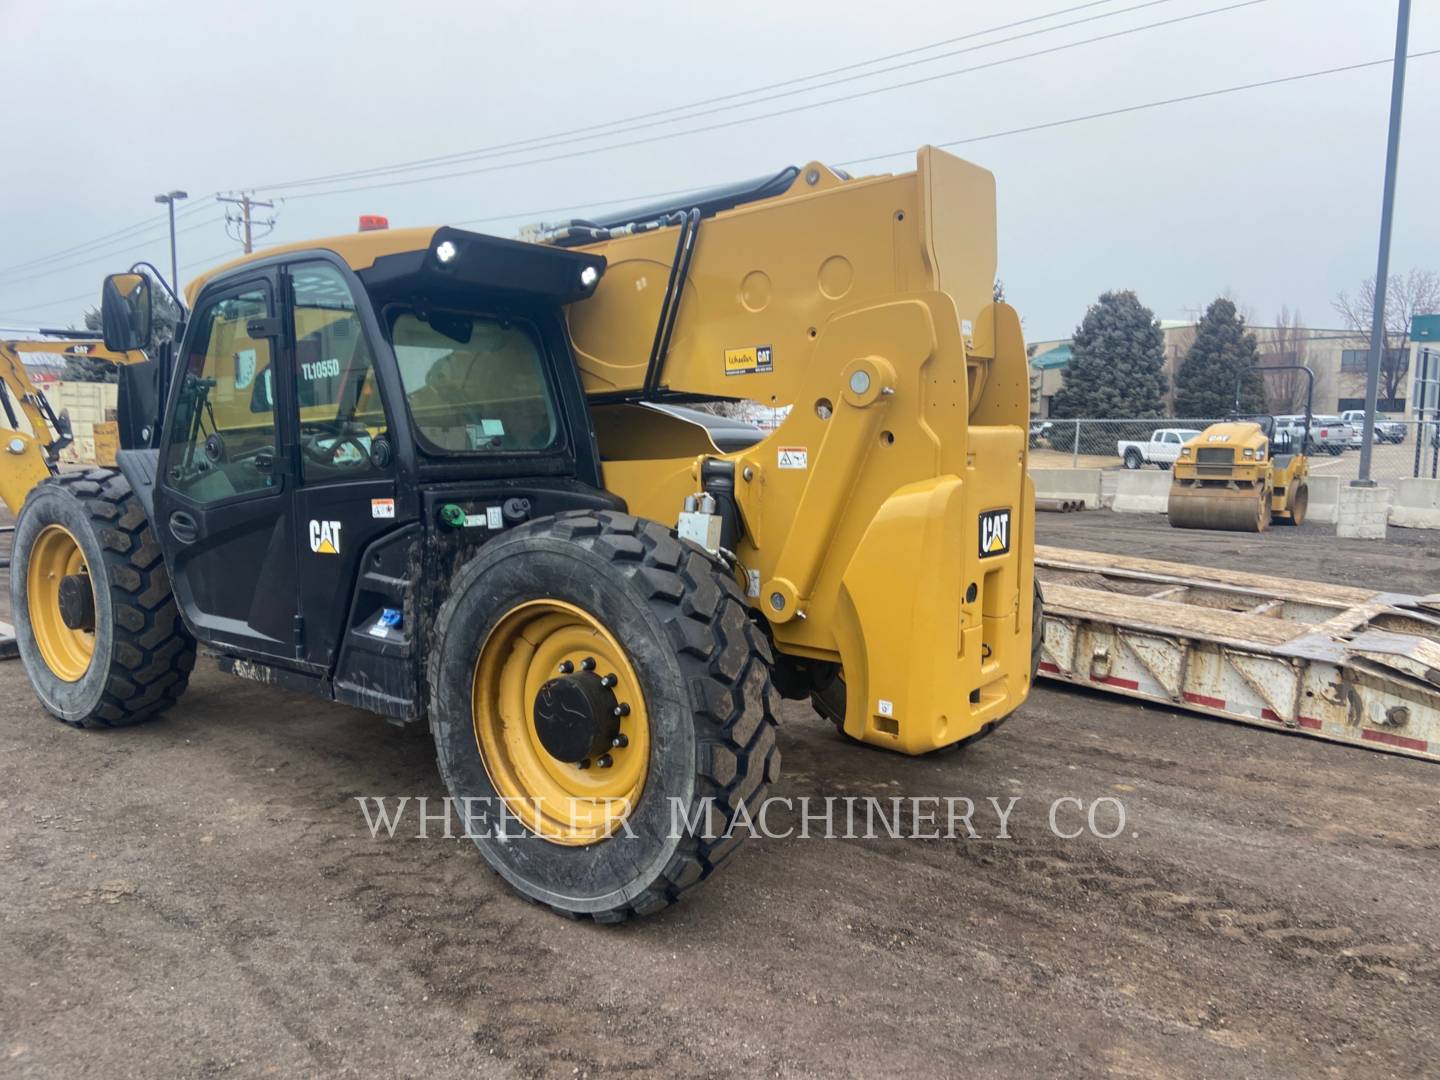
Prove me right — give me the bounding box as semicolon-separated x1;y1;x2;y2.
358;215;389;232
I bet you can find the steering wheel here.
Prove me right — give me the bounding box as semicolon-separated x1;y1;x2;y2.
301;424;371;468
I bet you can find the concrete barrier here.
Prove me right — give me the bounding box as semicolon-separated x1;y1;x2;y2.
1109;470;1171;514
1336;484;1393;540
1029;468;1104;509
1100;470;1121;508
1389;478;1440;530
1304;475;1339;525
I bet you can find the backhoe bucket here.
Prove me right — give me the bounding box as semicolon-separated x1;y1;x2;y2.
1167;483;1269;532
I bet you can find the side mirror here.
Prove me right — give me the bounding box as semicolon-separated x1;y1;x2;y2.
101;272;152;352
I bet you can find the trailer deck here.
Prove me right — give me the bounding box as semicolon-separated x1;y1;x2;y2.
1037;544;1440;762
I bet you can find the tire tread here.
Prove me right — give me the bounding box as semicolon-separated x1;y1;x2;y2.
426;509;780;922
26;469;195;728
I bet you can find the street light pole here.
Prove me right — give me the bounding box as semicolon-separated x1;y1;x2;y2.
153;189;189;290
1355;0;1411;487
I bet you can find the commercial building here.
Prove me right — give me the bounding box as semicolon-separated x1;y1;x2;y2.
1029;321;1415;419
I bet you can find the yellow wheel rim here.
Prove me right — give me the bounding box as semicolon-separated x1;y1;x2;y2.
26;524;95;682
472;600;649;846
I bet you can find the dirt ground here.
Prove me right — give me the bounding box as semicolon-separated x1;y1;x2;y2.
2;510;1438;1078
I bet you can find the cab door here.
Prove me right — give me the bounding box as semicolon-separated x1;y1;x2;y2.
152;272;302;660
283;259;401;668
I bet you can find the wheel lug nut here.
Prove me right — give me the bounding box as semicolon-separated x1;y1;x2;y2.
611;734;628;749
558;660;574;674
596;754;614;768
600;673;618;688
581;657;596;671
613;702;630;717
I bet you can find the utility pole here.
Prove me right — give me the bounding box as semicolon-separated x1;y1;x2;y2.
153;189;188;288
217;192;277;254
1355;0;1411;487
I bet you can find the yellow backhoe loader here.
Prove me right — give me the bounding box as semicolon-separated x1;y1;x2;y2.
1168;365;1313;532
1;147;1038;919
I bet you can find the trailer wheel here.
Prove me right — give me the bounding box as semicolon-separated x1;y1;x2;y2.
10;469;195;727
427;511;780;921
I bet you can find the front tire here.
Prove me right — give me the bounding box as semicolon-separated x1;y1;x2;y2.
426;511;780;921
11;469;195;727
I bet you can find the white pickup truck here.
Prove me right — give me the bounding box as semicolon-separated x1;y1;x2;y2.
1340;410;1406;446
1117;428;1203;470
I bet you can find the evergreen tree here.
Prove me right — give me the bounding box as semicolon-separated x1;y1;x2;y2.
1048;290;1167;418
1173;298;1264;418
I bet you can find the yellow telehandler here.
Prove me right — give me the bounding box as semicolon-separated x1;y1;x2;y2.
1;147;1038;918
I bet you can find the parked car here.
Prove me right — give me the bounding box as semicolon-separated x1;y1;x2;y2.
1117;428;1203;470
1340;410;1406;446
1275;414;1347;455
1029;421;1053;448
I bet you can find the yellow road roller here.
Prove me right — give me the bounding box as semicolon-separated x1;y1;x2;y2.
1168;365;1313;532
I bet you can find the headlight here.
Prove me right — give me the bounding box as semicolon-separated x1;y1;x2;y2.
1243;448;1254;459
1180;447;1191;457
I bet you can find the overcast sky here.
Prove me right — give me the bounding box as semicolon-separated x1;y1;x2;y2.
1;0;1435;341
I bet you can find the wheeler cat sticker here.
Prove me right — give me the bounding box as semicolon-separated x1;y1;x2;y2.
724;344;773;376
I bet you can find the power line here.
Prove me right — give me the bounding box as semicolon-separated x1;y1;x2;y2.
0;217;226;288
0;197;215;279
0;287;100;320
7;45;1435;324
271;0;1267;203
255;0;1187;193
838;48;1440;168
0;0;1242;275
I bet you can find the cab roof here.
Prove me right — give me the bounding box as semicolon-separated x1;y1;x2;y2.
184;226;606;309
184;227;439;304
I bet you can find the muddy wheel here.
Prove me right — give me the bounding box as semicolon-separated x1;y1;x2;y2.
427;510;780;921
1275;482;1308;527
10;469;195;727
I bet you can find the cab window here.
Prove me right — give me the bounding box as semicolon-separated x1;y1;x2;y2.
390;312;559;453
166;284;277;504
285;262;387;480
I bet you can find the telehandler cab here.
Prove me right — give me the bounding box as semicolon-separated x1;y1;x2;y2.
4;148;1039;918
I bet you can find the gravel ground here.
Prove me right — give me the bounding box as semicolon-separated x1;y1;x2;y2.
1;510;1437;1078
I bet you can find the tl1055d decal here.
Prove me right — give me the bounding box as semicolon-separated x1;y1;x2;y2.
724;344;773;376
978;508;1010;558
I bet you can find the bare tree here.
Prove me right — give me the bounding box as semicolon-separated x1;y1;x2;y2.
1332;268;1440;403
1259;307;1311;414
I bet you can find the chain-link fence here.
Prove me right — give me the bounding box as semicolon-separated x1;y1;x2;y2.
1030;417;1440;483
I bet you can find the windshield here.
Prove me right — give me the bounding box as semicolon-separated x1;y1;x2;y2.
1175;429;1201;441
391;312;559;453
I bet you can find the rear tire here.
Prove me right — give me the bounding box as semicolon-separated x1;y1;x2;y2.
426;510;781;921
1275;482;1308;526
1123;449;1143;470
11;469;195;727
